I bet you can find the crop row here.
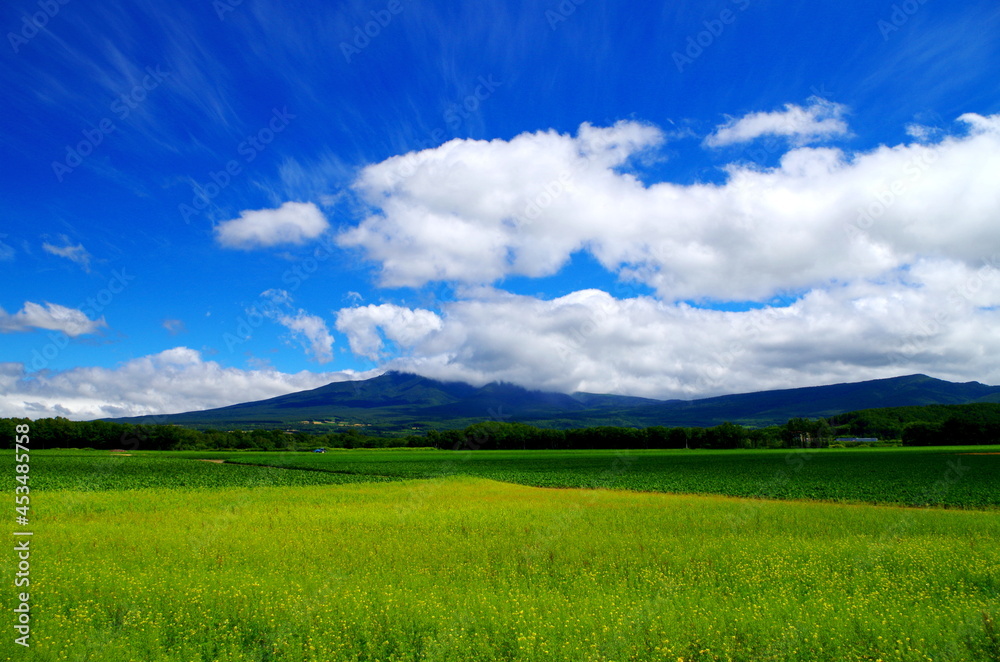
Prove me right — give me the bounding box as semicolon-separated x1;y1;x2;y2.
206;447;1000;509
0;451;401;492
7;447;998;508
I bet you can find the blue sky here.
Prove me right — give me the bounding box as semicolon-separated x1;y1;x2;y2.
2;0;999;419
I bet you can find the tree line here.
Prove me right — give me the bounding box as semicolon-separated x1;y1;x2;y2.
425;419;830;451
2;403;998;451
828;403;1000;446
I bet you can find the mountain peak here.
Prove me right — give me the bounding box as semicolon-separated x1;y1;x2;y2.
103;373;1000;433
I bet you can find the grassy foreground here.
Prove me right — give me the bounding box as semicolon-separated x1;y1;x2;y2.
6;476;1000;661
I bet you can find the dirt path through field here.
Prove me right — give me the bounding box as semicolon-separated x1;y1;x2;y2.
195;459;226;463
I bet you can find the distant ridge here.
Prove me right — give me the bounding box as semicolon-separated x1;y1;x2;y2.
612;374;1000;428
104;372;1000;433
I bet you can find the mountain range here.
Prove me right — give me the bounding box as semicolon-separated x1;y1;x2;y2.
107;372;1000;434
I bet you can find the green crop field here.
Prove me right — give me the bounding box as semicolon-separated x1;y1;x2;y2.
171;446;1000;509
1;450;401;492
3;448;999;661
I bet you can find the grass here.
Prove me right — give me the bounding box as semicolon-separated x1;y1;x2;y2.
5;448;999;660
0;450;400;492
164;446;1000;509
5;476;999;661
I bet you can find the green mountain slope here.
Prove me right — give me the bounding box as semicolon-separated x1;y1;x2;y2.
598;373;1000;428
103;372;1000;434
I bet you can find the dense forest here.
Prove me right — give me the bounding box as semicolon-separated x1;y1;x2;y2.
3;403;999;451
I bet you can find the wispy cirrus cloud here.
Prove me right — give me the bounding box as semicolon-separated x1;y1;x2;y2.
42;236;93;272
0;235;15;261
162;318;187;335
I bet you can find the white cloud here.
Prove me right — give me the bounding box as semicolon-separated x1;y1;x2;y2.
42;236;93;272
337;113;1000;303
704;97;850;148
335;304;443;359
256;289;334;364
275;312;335;364
5;259;997;420
277;153;354;205
338;120;665;287
162;318;187;335
0;234;15;261
0;302;106;337
215;201;329;250
905;123;942;142
333;258;1000;399
261;288;294;306
0;347;377;420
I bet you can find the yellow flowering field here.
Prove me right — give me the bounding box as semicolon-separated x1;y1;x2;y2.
5;476;999;661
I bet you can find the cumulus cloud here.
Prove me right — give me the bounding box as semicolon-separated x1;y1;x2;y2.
257;289;334;364
215;201;329;250
338;120;665;287
337;113;1000;303
11;108;996;418
335;304;444;360
0;302;106;336
275;312;335;363
42;236;93;272
6;263;997;419
0;347;377;420
332;256;1000;399
704;97;850;148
